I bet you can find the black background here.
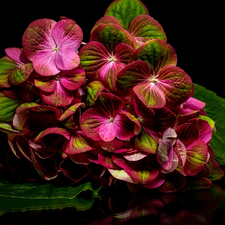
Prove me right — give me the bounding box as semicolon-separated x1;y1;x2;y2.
1;1;224;98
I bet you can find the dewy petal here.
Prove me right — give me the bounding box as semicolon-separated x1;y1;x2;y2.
157;65;193;107
134;82;166;108
33;50;60;76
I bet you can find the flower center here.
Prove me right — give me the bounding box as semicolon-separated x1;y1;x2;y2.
109;116;114;122
53;46;59;52
138;116;144;124
149;76;158;84
108;55;117;63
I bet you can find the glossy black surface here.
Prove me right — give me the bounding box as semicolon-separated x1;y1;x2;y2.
0;173;225;225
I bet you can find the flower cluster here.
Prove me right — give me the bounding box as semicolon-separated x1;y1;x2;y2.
0;0;223;192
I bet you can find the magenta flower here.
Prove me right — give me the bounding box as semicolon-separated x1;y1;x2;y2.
79;23;135;91
80;92;136;142
0;48;33;88
34;66;86;107
117;39;193;108
129;94;176;154
22;17;83;76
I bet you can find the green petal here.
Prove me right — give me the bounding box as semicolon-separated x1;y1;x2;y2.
130;39;177;74
105;0;149;30
90;23;135;53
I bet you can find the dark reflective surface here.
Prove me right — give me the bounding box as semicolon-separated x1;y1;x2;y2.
0;174;225;225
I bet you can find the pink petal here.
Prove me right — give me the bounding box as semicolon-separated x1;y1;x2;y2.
33;50;60;76
5;48;25;64
180;97;206;116
80;108;106;141
59;66;86;90
143;172;166;189
98;61;124;91
175;123;199;148
34;78;57;93
99;139;124;152
55;46;80;71
52;19;83;51
99;120;118;142
157;65;193;107
40;81;74;107
22;18;57;61
114;113;136;140
134;82;166;108
188;118;212;144
63;131;93;155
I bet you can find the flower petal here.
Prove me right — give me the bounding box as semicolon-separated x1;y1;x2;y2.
55;46;80;71
129;15;167;46
59;66;85;90
134;82;166;108
52;18;83;52
188;118;212;144
33;50;60;76
157;65;193;107
104;0;149;30
91;16;122;33
130;39;177;74
79;41;109;78
63;131;92;155
112;154;159;184
90;23;135;52
40;81;74;107
184;140;208;176
99;120;118;142
116;60;151;97
22;18;56;61
134;129;158;154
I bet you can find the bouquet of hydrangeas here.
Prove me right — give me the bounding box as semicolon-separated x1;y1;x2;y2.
0;0;223;193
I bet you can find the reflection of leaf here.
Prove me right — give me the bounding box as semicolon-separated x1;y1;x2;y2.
0;179;101;216
193;84;225;165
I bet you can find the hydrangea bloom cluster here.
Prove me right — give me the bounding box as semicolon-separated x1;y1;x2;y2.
0;0;223;192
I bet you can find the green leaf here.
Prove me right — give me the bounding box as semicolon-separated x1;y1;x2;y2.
105;0;149;30
193;83;225;165
0;92;20;122
0;179;101;216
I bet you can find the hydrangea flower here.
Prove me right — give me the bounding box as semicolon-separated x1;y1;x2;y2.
22;17;83;76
